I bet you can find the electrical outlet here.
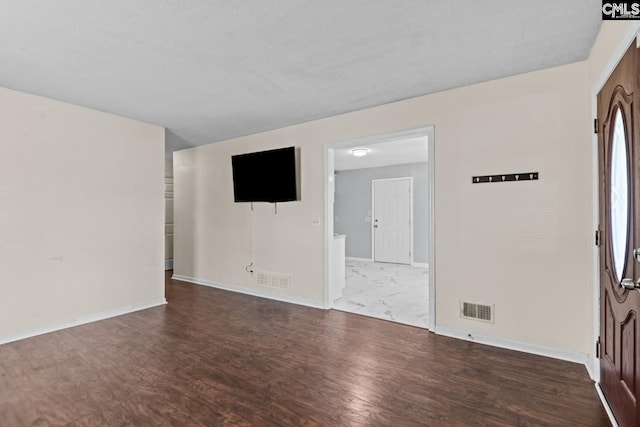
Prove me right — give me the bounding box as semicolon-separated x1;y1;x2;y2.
312;218;321;227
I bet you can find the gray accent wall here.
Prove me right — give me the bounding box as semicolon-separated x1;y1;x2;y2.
334;162;429;263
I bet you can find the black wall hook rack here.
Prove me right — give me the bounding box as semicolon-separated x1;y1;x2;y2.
472;172;539;184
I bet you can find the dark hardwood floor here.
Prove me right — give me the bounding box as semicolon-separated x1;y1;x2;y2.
0;271;611;426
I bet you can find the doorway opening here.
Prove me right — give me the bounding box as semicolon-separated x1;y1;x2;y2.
165;158;174;271
324;127;435;330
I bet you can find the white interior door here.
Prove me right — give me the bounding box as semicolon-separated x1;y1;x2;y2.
372;178;412;264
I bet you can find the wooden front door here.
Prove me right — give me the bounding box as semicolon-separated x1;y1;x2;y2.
598;43;640;427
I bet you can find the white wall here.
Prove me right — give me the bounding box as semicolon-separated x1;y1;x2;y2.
435;65;592;355
174;58;597;357
174;138;325;305
0;86;165;343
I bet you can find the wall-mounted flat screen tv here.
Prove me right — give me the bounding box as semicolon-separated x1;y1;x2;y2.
232;146;297;203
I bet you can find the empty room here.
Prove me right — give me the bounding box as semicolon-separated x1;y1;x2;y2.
1;1;638;426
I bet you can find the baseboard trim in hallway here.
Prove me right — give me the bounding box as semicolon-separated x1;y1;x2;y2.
345;257;373;262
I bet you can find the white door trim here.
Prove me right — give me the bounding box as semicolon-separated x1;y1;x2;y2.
371;177;413;265
323;126;435;331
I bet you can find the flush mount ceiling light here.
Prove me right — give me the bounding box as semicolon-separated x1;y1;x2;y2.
351;148;369;157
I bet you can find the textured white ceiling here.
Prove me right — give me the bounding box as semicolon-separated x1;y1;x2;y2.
334;137;428;171
0;1;601;154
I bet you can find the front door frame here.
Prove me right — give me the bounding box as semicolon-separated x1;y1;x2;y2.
323;126;435;331
591;23;640;426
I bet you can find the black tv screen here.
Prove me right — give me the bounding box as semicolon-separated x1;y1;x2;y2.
232;147;297;203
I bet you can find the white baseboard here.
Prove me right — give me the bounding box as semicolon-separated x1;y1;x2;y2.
595;383;619;427
345;257;373;262
411;262;429;269
165;258;174;270
434;326;590;369
0;298;167;345
585;356;596;382
172;274;326;310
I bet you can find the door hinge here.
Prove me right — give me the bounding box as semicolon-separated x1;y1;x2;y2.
594;118;599;134
596;337;601;358
595;229;601;247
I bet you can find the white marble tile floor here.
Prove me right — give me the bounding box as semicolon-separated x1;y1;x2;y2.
332;259;429;329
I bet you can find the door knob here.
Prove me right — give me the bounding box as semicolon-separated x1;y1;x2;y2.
373;224;378;228
621;278;640;290
634;248;640;261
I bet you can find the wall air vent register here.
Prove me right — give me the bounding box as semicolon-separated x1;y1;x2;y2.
461;301;494;323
